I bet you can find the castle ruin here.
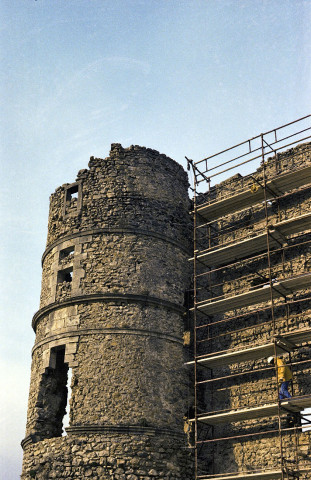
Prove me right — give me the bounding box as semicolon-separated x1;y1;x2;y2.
22;116;311;480
21;145;193;479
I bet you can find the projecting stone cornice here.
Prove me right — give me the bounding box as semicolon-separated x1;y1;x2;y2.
66;423;184;438
42;227;191;265
21;424;185;449
32;293;185;331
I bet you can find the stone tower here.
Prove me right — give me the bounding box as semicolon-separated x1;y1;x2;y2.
21;144;193;479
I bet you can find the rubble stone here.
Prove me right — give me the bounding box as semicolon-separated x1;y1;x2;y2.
21;145;193;479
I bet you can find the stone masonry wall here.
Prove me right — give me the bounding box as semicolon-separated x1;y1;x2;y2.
22;433;193;480
21;144;194;480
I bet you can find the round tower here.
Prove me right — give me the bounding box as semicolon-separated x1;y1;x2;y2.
21;144;193;479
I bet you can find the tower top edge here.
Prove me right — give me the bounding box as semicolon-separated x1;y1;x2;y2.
52;143;186;196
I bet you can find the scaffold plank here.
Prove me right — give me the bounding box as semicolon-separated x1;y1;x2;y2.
280;328;311;347
197;164;311;221
196;273;311;315
195;344;281;368
195;212;311;267
195;232;268;267
197;395;311;425
198;471;283;480
198;466;311;480
270;165;311;194
193;329;311;368
276;212;311;237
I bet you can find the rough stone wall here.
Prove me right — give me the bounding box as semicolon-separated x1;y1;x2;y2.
22;433;192;480
22;144;193;479
195;143;311;476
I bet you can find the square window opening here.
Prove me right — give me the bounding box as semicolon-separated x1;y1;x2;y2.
66;185;79;203
57;267;73;284
59;246;75;261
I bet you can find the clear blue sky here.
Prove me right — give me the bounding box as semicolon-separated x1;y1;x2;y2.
0;1;310;478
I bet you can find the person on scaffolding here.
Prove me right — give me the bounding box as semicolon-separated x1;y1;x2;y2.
267;355;293;400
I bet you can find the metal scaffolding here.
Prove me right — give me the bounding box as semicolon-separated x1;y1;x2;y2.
188;115;311;480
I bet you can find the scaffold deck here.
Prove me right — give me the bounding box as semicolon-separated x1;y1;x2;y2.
198;466;311;480
197;395;311;425
196;272;311;315
195;212;311;267
192;329;311;368
198;470;283;480
197;164;311;221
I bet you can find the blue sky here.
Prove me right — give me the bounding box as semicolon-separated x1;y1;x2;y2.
1;1;310;478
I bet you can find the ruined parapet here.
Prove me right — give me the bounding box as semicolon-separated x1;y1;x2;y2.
21;144;193;479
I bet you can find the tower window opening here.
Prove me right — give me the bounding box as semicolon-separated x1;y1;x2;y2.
57;267;73;284
66;185;79;203
35;346;69;440
59;246;75;261
63;181;82;217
